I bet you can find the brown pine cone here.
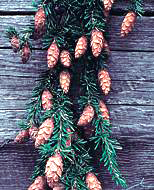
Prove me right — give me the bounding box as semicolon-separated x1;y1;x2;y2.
103;0;115;12
29;125;38;141
35;118;54;147
28;176;46;190
47;42;60;69
121;12;137;37
42;89;53;111
98;69;111;95
99;100;109;120
91;29;105;57
77;105;95;126
75;36;87;58
21;42;31;64
11;36;20;52
35;7;46;37
53;183;65;190
59;71;71;93
60;50;71;67
14;129;29;143
86;172;102;190
45;153;63;188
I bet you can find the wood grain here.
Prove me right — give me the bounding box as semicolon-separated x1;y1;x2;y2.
0;0;153;13
0;77;154;110
0;141;154;190
0;105;154;142
1;49;154;80
1;16;154;51
0;1;154;190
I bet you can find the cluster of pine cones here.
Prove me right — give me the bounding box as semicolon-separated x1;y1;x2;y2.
9;1;136;64
14;88;107;189
12;1;138;189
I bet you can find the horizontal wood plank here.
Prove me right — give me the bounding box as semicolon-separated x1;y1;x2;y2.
0;142;154;190
1;49;154;80
0;105;154;142
0;0;153;13
1;16;154;51
0;77;154;110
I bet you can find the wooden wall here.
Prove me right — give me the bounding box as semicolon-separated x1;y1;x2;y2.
0;0;154;189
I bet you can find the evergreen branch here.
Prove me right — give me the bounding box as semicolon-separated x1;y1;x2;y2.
19;70;56;130
62;137;93;190
130;0;144;16
91;107;127;188
5;27;19;39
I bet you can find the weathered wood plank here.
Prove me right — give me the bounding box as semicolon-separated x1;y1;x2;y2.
0;141;154;190
1;16;154;51
0;77;154;110
0;15;42;48
0;0;153;13
0;0;34;12
0;105;154;142
0;143;38;190
1;49;154;80
109;16;154;51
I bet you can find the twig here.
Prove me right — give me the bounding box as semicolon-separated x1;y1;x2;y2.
126;178;154;190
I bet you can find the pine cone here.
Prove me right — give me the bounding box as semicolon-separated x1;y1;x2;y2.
98;69;111;95
86;172;102;190
45;153;63;188
42;89;53;111
11;36;20;52
28;176;46;190
14;129;29;143
53;183;65;190
35;7;46;38
103;0;115;12
60;50;71;67
121;12;137;37
91;29;105;57
29;125;38;141
21;42;31;64
35;118;54;147
99;100;109;120
75;36;87;58
59;71;71;93
47;42;60;69
77;105;95;126
66;128;72;147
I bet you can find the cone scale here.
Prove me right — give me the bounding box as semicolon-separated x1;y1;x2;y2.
45;153;63;188
47;42;60;69
21;42;31;64
34;7;46;37
75;36;87;58
11;36;20;52
121;12;137;37
77;105;95;126
86;172;102;190
98;69;111;95
91;29;105;57
41;89;53;111
28;176;46;190
59;71;71;93
35;118;54;147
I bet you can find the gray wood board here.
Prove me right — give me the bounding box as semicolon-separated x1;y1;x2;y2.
0;141;154;190
0;77;154;109
0;0;153;13
1;16;154;51
1;49;154;80
0;105;154;142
